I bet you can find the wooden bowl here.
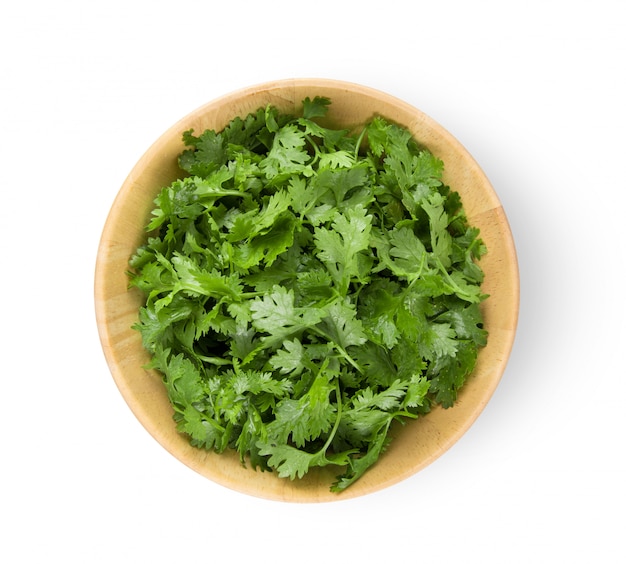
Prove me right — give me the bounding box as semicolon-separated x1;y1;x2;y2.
95;78;519;502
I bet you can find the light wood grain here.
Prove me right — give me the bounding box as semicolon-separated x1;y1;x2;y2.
94;78;519;502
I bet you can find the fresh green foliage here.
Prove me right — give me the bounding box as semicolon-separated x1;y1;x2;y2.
128;97;488;492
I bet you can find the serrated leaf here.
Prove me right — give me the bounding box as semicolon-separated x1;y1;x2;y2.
382;226;427;280
267;372;335;447
302;96;331;119
314;205;372;291
249;285;324;341
270;338;305;374
259;124;311;178
318;150;355;169
318;299;367;350
422;192;453;269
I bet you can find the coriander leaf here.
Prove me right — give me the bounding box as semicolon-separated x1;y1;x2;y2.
391;336;426;381
267;371;336;447
317;299;368;350
230;369;293;398
228;325;258;362
256;441;355;481
302;96;331;119
178;404;225;451
313;165;370;207
380;225;427;281
356;280;402;348
147;178;204;231
394;287;431;341
257;442;319;480
228;189;293;242
353;342;398;388
428;340;479;407
221;107;267;148
389;148;442;198
269;338;305;375
194;300;237;339
157;349;205;407
331;421;391;492
365;116;413;158
349;378;408;412
259;124;311;179
192;168;237;198
318;150;355;170
231;213;298;270
235;405;268;469
401;374;431;410
295;269;335;303
249;285;325;342
426;321;458;359
170;254;242;298
436;301;488;347
179;129;226;177
313;205;372;292
422;192;453;269
287;176;320;215
305;203;336;226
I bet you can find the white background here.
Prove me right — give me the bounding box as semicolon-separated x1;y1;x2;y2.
2;1;624;562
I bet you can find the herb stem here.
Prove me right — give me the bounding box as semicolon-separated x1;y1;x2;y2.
319;379;343;454
310;326;364;375
305;134;321;167
435;257;478;302
196;354;232;366
353;126;367;158
315;330;363;374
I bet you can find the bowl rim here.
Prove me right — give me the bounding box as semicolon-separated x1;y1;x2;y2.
95;78;520;502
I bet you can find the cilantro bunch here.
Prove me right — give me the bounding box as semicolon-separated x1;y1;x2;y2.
128;97;488;492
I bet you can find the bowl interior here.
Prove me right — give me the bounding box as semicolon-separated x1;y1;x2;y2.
95;78;519;502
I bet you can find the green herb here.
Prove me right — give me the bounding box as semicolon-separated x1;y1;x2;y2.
128;97;488;492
